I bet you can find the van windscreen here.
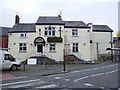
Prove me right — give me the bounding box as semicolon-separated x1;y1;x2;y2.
4;54;15;61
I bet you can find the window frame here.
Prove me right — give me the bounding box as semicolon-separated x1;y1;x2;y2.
72;29;78;36
20;33;27;38
49;43;56;53
44;27;55;36
72;43;79;52
19;43;27;53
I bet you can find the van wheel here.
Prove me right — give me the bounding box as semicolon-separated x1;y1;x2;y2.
11;65;17;70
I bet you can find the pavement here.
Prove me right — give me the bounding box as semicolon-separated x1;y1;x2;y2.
1;61;116;81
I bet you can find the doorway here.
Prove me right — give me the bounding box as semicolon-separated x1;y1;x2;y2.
37;44;43;53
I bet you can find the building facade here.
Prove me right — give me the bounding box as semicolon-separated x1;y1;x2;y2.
8;15;113;61
0;26;11;49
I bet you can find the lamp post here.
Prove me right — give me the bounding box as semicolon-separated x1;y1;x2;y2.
63;49;66;72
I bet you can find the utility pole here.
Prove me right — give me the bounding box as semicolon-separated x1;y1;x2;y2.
63;49;66;72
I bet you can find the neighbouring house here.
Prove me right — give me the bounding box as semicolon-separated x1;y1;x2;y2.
113;37;120;48
0;26;11;50
8;15;113;61
113;37;120;61
88;24;113;60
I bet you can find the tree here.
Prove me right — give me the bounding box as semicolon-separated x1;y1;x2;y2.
116;31;120;37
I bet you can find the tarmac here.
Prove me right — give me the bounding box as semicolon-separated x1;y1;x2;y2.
3;61;115;78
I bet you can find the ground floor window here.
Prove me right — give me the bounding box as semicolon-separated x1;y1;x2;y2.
73;43;78;52
19;43;27;52
49;43;56;52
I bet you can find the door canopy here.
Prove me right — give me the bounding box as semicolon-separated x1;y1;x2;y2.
34;37;46;46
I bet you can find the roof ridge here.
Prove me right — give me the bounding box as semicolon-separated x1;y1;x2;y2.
93;24;108;26
18;23;35;24
39;16;60;17
0;26;11;28
63;20;83;22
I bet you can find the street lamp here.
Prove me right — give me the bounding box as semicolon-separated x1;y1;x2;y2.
63;49;66;72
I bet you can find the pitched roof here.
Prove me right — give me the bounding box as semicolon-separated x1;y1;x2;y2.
0;26;11;36
9;23;36;33
64;21;90;28
36;16;65;25
92;25;113;32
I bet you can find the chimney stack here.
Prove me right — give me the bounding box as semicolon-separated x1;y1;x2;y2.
15;15;20;24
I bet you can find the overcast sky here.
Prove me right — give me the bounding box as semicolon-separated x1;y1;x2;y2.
0;0;119;36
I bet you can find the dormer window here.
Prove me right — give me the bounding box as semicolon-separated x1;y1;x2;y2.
20;33;27;38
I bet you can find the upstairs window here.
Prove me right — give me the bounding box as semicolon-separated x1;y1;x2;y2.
44;27;55;36
73;43;78;52
72;29;78;36
20;33;27;38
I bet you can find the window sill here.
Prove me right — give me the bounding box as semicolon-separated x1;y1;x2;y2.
49;51;56;53
72;51;79;53
19;37;27;38
72;36;79;37
44;35;56;37
19;51;27;53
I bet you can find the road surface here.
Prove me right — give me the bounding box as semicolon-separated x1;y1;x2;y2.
1;63;119;89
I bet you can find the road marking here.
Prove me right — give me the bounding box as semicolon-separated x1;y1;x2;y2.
100;87;105;89
85;83;106;89
74;69;118;82
1;79;41;87
55;77;61;79
71;70;80;73
90;73;105;77
47;75;57;77
65;78;70;81
71;64;117;74
84;83;94;87
35;84;57;88
5;81;47;88
109;69;118;73
74;76;89;82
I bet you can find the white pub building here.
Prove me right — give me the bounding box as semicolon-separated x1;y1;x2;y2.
8;15;113;62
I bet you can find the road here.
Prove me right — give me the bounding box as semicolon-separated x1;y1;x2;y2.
1;63;119;89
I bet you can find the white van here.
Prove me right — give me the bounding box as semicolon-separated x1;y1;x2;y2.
0;50;21;70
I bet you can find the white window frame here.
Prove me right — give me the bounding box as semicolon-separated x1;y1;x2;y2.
73;43;78;52
44;27;55;36
19;43;27;53
49;43;56;52
72;29;78;36
20;33;27;38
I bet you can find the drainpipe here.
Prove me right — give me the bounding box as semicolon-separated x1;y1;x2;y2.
59;27;62;37
111;32;113;61
96;43;99;60
87;23;92;61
